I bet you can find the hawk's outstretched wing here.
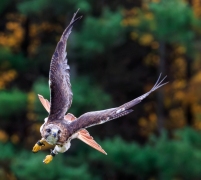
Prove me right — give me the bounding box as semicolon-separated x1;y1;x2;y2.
69;74;168;134
48;11;82;121
65;113;107;154
38;95;107;154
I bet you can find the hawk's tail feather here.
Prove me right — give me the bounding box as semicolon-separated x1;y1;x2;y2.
38;94;50;113
77;131;107;155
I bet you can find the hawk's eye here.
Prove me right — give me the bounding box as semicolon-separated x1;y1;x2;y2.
58;130;61;134
46;129;51;133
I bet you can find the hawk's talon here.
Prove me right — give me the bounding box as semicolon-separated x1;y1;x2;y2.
32;144;42;153
32;140;45;153
43;155;53;164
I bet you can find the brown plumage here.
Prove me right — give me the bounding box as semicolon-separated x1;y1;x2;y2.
33;10;168;164
38;94;106;154
47;13;81;121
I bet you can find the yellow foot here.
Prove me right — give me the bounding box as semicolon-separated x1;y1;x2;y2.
32;144;41;153
43;155;53;164
32;140;45;153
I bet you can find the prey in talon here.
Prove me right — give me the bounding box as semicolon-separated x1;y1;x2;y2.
32;10;168;164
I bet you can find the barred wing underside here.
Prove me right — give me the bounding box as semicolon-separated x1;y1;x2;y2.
38;94;106;154
70;74;168;134
48;11;82;121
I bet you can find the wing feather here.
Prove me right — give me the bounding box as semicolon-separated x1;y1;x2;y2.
38;95;106;154
69;74;168;134
48;10;82;121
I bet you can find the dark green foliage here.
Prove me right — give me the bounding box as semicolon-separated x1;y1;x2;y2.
0;0;11;14
17;0;92;15
17;0;50;15
87;128;201;179
0;142;15;160
0;48;27;71
0;128;200;179
0;90;27;118
149;0;196;43
11;152;94;180
73;9;125;58
136;0;199;53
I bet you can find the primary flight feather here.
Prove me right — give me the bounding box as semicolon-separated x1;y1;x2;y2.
32;10;168;164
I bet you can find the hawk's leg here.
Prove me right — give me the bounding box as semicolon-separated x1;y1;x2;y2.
43;142;70;164
32;138;45;153
43;149;57;164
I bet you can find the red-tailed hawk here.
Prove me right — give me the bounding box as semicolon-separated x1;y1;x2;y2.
32;10;168;164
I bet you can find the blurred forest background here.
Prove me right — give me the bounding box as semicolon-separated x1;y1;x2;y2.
1;0;201;179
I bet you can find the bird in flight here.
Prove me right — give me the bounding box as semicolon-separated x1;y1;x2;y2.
32;10;168;164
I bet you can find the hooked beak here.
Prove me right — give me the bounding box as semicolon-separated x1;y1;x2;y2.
53;133;57;138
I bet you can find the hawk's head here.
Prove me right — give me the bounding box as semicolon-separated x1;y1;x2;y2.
43;124;62;145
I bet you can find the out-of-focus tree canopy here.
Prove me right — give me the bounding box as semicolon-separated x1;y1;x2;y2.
1;0;201;179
